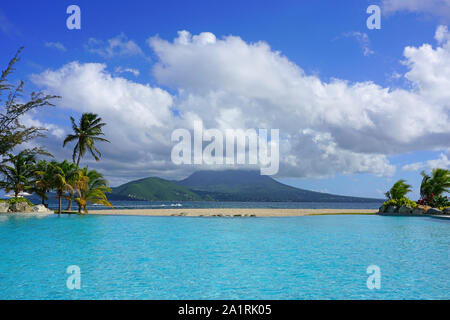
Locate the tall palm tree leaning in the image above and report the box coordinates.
[56,160,78,211]
[74,167,113,214]
[63,113,110,167]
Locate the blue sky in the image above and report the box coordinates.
[1,0,450,199]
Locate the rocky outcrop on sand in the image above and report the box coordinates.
[398,205,412,214]
[30,205,54,215]
[426,208,443,215]
[10,202,32,213]
[0,202,54,216]
[379,204,448,216]
[412,207,427,215]
[0,202,9,213]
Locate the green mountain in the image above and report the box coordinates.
[177,170,381,202]
[111,177,203,201]
[111,170,382,202]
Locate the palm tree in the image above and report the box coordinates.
[385,179,412,200]
[32,160,55,206]
[420,171,432,203]
[0,151,36,198]
[63,113,110,167]
[74,167,113,214]
[61,162,80,211]
[51,160,76,214]
[420,168,450,203]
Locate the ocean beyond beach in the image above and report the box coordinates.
[32,198,384,211]
[0,213,448,299]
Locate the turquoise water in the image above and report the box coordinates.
[0,214,448,299]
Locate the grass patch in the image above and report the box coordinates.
[53,211,80,215]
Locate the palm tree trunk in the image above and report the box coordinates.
[66,191,73,211]
[58,194,62,214]
[66,198,73,211]
[76,152,81,167]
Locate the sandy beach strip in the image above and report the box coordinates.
[88,208,378,217]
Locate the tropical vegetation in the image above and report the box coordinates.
[383,197,418,209]
[419,168,450,207]
[63,113,110,166]
[385,179,412,200]
[383,168,450,210]
[0,151,37,198]
[0,48,59,157]
[0,48,112,214]
[73,167,112,213]
[0,197,33,207]
[32,160,55,206]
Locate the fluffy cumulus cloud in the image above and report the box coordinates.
[31,29,450,182]
[31,62,177,184]
[382,0,450,20]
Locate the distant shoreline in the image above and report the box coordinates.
[87,208,378,217]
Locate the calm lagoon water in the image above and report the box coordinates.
[0,214,448,299]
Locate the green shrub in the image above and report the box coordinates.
[2,197,34,206]
[428,195,450,208]
[383,197,418,208]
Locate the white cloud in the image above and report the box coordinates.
[149,30,449,149]
[31,29,450,182]
[435,25,450,44]
[402,152,450,171]
[114,66,140,77]
[86,33,143,58]
[382,0,450,20]
[11,113,67,160]
[31,62,177,181]
[45,42,67,52]
[20,114,66,140]
[342,32,374,56]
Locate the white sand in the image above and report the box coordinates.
[88,208,378,217]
